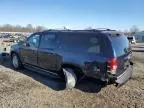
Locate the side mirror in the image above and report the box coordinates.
[25,42,30,47]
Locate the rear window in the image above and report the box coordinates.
[110,35,130,57]
[57,33,103,54]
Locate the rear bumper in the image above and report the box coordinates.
[115,65,133,86]
[83,62,133,85]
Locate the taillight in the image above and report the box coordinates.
[107,58,118,74]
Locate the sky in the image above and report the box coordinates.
[0,0,144,31]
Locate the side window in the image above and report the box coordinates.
[57,33,101,54]
[27,34,40,48]
[39,33,57,49]
[88,37,100,53]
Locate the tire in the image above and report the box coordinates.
[11,53,22,70]
[63,68,77,89]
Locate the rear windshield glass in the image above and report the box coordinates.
[57,33,104,54]
[110,35,130,57]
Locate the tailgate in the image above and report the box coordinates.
[115,64,133,85]
[116,52,132,77]
[109,34,132,77]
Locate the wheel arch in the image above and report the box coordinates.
[10,50,23,69]
[61,63,85,80]
[10,51,22,62]
[10,51,18,57]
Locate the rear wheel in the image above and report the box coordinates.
[63,68,77,89]
[11,53,23,70]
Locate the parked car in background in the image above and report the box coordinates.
[127,36,136,44]
[10,29,133,88]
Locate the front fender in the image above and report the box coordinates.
[10,44,23,57]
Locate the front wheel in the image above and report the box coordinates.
[11,53,22,70]
[63,68,77,89]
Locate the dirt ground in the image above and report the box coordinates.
[0,51,144,108]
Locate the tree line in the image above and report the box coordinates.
[0,24,140,35]
[123,25,139,36]
[0,24,46,32]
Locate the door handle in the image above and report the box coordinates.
[48,52,55,55]
[47,48,54,51]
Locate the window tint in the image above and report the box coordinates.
[40,33,57,49]
[88,37,100,53]
[57,33,101,54]
[27,34,40,48]
[111,35,130,57]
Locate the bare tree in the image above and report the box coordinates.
[15,25,22,32]
[130,25,139,35]
[26,24,33,32]
[0,24,47,32]
[3,24,12,32]
[35,26,46,32]
[124,29,129,36]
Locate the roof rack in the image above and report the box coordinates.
[43,29,100,32]
[42,28,116,33]
[96,28,116,31]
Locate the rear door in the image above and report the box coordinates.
[110,34,132,76]
[38,32,62,71]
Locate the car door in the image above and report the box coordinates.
[21,33,40,66]
[38,32,62,71]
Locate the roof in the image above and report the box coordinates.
[42,29,117,34]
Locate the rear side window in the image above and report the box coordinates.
[57,33,102,54]
[39,33,57,49]
[110,35,130,57]
[88,37,100,53]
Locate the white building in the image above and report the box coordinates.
[135,31,144,41]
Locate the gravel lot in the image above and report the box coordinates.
[0,44,144,108]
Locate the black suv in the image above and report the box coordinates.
[10,29,133,88]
